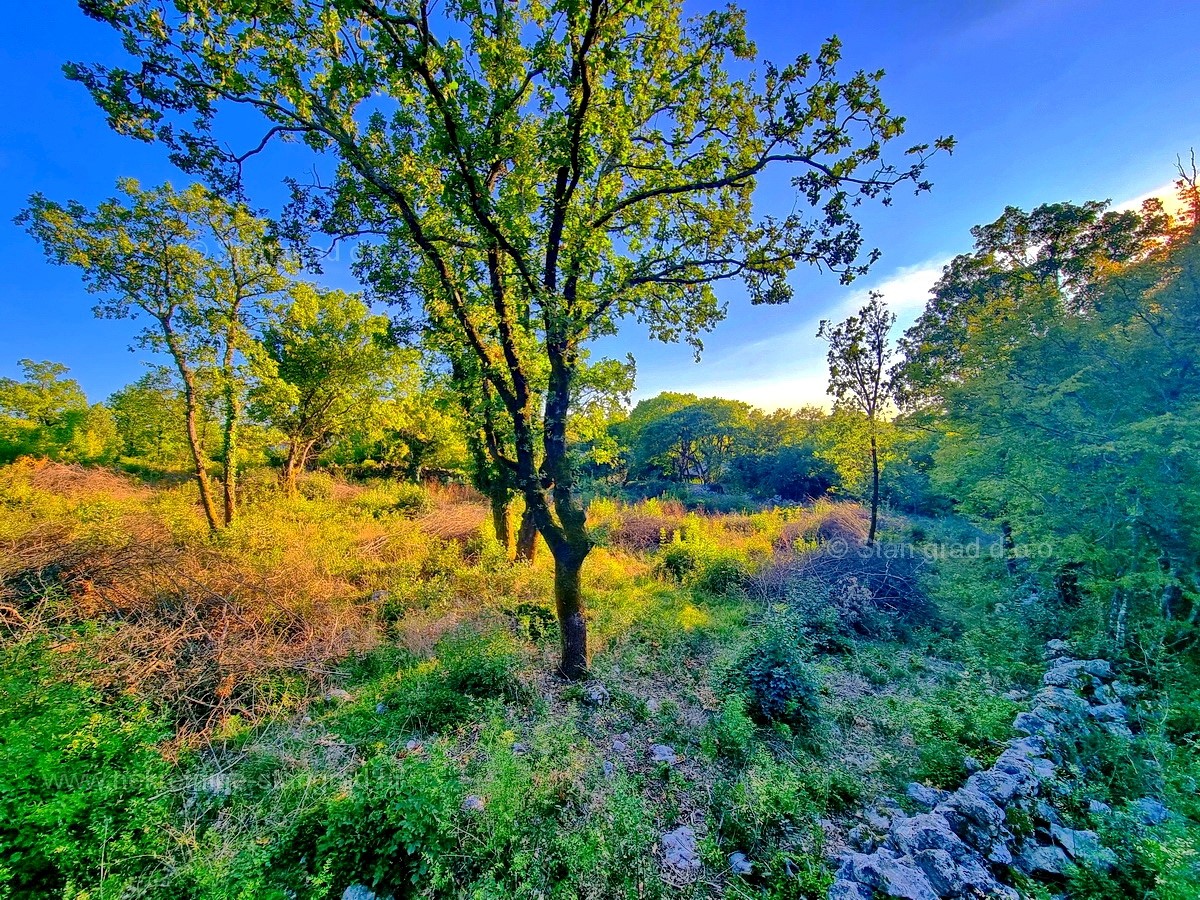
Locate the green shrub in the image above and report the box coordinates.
[910,679,1018,788]
[705,695,756,763]
[354,480,433,518]
[272,752,460,898]
[0,643,175,898]
[655,527,749,596]
[730,623,822,732]
[298,470,336,501]
[437,628,525,702]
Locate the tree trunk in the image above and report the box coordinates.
[868,430,880,545]
[1001,521,1018,576]
[489,491,513,553]
[183,384,219,532]
[282,441,301,496]
[551,537,589,680]
[516,506,538,562]
[220,330,239,526]
[162,319,219,532]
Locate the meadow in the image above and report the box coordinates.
[3,460,1194,900]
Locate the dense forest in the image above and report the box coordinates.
[1,2,1198,899]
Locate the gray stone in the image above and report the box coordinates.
[865,808,893,831]
[661,825,701,875]
[1002,689,1029,701]
[375,702,388,715]
[1131,797,1171,826]
[1016,843,1072,877]
[405,739,423,752]
[511,742,529,755]
[963,756,983,775]
[1089,703,1127,724]
[462,794,485,812]
[611,737,628,752]
[1088,799,1112,816]
[1045,639,1073,658]
[583,682,611,706]
[1101,721,1134,740]
[650,743,678,764]
[828,883,874,900]
[967,769,1023,803]
[905,783,950,810]
[342,886,394,900]
[324,688,353,703]
[838,850,939,900]
[728,851,752,875]
[1014,711,1056,737]
[1051,825,1115,870]
[848,824,876,852]
[1035,800,1064,826]
[602,760,616,779]
[910,848,959,895]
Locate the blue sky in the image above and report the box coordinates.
[1,0,1195,408]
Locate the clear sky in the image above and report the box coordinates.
[1,1,1196,408]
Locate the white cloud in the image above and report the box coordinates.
[627,180,1184,412]
[634,260,948,411]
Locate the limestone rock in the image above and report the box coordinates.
[661,825,701,875]
[905,783,950,810]
[650,743,678,764]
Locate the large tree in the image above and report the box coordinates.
[0,360,119,464]
[250,284,411,493]
[19,180,289,530]
[71,0,951,676]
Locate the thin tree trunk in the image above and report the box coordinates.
[516,506,538,562]
[220,328,239,526]
[1001,521,1018,576]
[183,384,219,532]
[490,491,513,553]
[162,319,219,531]
[868,429,880,545]
[282,440,301,496]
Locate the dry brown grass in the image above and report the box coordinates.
[15,458,150,501]
[417,501,490,543]
[775,500,871,552]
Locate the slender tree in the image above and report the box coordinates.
[818,293,896,544]
[19,180,288,529]
[71,0,951,676]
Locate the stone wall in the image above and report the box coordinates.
[828,640,1136,900]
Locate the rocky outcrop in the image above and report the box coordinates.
[829,641,1128,899]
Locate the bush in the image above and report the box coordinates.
[437,627,525,702]
[704,695,756,763]
[750,545,936,638]
[354,480,433,518]
[297,470,336,501]
[730,620,822,732]
[272,752,460,898]
[655,527,750,597]
[909,680,1019,788]
[0,644,175,897]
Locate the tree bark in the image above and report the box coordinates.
[868,429,880,545]
[220,326,239,526]
[1001,522,1018,576]
[490,490,513,553]
[282,440,301,496]
[552,540,588,680]
[162,319,219,532]
[516,506,538,562]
